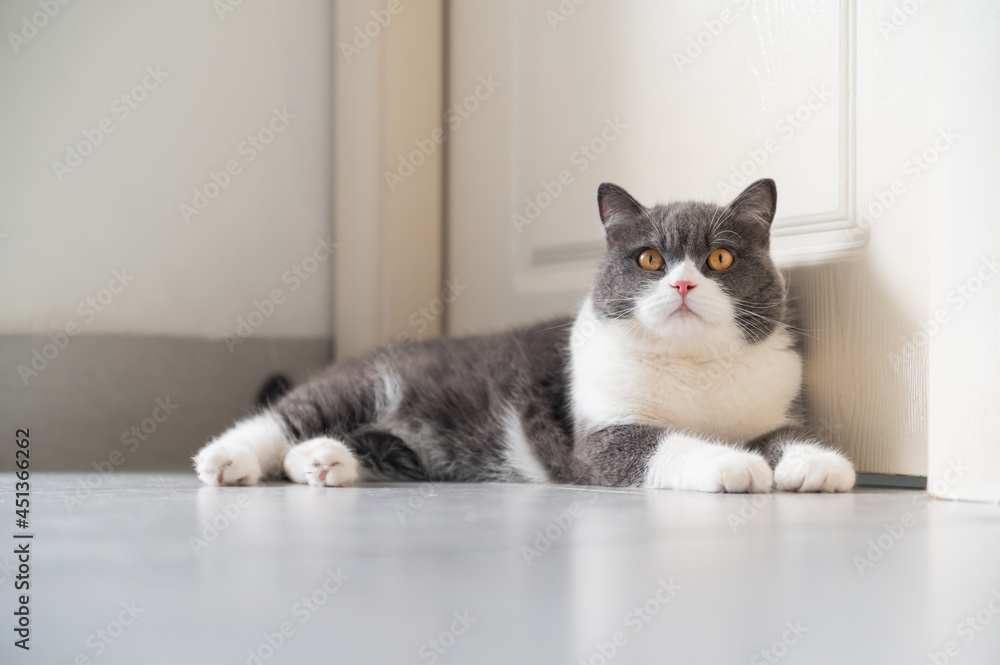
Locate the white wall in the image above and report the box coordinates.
[928,1,1000,503]
[0,0,331,340]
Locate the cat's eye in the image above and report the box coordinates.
[637,249,664,271]
[707,248,734,271]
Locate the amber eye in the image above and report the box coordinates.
[707,248,734,271]
[637,249,664,271]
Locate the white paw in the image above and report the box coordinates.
[774,442,856,492]
[284,438,359,487]
[684,450,774,493]
[193,413,290,486]
[194,444,262,486]
[645,434,773,493]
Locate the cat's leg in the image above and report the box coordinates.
[195,361,379,487]
[269,365,399,487]
[193,412,290,486]
[749,426,856,493]
[577,425,773,493]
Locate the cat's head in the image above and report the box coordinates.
[591,179,788,353]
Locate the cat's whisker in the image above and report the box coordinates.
[709,227,743,247]
[534,320,578,332]
[617,187,666,240]
[731,305,818,340]
[735,292,790,308]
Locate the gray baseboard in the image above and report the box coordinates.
[1,334,331,472]
[855,473,927,489]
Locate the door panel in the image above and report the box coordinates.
[449,0,858,336]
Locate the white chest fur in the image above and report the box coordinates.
[569,299,802,443]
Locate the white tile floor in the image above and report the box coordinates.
[3,474,1000,664]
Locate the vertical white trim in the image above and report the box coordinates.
[333,0,444,360]
[927,2,1000,503]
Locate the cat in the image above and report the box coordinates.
[194,178,855,493]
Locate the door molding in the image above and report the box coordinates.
[332,0,444,360]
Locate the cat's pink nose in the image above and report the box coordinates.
[672,280,696,297]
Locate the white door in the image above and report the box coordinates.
[446,0,955,477]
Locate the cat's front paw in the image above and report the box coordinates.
[194,444,262,486]
[774,442,855,492]
[193,413,290,486]
[645,434,773,493]
[284,438,359,487]
[685,450,773,493]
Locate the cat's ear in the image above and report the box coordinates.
[597,183,646,228]
[726,179,778,229]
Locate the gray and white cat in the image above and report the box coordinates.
[194,179,855,493]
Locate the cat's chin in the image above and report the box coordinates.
[653,314,710,335]
[632,311,745,358]
[668,304,701,320]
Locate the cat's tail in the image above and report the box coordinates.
[255,373,293,408]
